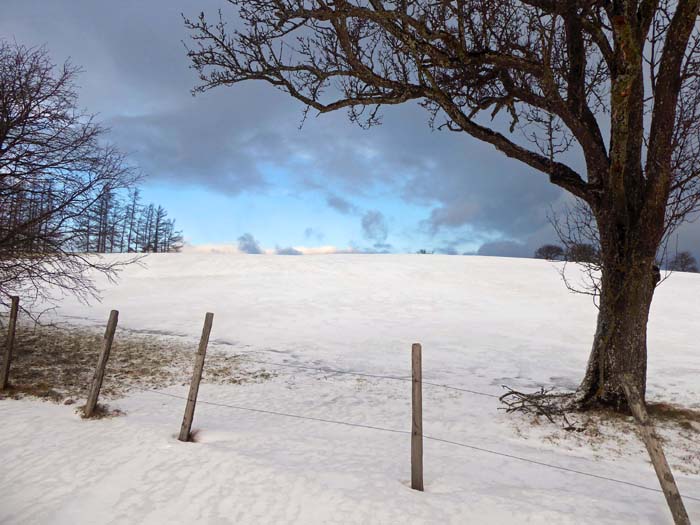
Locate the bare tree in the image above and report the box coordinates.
[152,205,167,253]
[124,188,141,252]
[185,0,700,409]
[566,243,599,264]
[160,218,184,253]
[0,41,139,310]
[668,251,699,272]
[534,244,564,260]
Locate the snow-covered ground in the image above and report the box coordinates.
[1,253,699,524]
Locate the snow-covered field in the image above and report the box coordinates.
[1,253,699,524]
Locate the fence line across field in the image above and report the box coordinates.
[143,388,700,503]
[239,357,502,399]
[3,301,698,522]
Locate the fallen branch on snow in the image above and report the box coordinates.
[499,386,583,432]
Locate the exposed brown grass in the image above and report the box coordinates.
[510,400,700,475]
[0,323,273,404]
[647,401,700,426]
[78,403,125,419]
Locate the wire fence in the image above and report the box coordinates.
[239,357,502,398]
[5,302,699,512]
[145,358,700,504]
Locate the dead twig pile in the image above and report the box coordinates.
[499,386,583,432]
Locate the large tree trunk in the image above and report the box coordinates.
[576,253,660,409]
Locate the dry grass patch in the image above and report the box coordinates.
[647,402,700,428]
[508,402,700,475]
[0,323,273,404]
[78,403,125,419]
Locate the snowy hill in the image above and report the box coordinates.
[1,253,699,524]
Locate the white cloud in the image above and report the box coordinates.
[293,245,358,255]
[181,242,358,255]
[181,242,241,254]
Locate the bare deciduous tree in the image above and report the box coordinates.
[185,0,700,409]
[566,243,599,264]
[534,244,564,260]
[0,41,139,310]
[668,250,699,272]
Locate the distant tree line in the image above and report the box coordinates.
[71,189,183,254]
[534,243,698,273]
[666,251,699,273]
[1,144,182,256]
[2,184,183,256]
[533,243,599,264]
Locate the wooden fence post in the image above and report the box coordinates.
[83,310,119,418]
[179,312,214,442]
[0,296,20,390]
[411,342,424,491]
[621,374,690,525]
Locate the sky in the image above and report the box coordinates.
[2,0,699,258]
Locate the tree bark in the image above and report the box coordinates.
[576,250,659,409]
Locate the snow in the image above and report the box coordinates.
[1,253,699,524]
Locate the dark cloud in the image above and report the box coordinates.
[326,194,358,215]
[424,202,481,233]
[431,235,477,256]
[372,242,393,252]
[0,0,286,196]
[436,246,459,255]
[477,241,531,258]
[6,0,698,254]
[276,246,303,255]
[108,95,270,194]
[347,241,392,254]
[303,227,324,242]
[238,233,262,254]
[672,219,700,263]
[362,210,388,243]
[1,0,565,242]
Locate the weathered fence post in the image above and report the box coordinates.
[621,374,690,525]
[0,296,20,390]
[411,342,424,491]
[83,310,119,418]
[179,312,214,442]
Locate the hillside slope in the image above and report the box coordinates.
[1,254,698,524]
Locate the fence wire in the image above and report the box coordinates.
[240,357,502,398]
[145,389,700,503]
